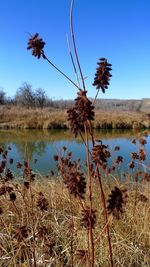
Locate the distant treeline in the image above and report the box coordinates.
[0,82,150,113]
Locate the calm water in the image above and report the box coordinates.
[0,129,150,175]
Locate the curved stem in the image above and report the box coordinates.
[70,0,86,91]
[43,53,80,90]
[66,34,81,88]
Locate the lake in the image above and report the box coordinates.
[0,129,150,176]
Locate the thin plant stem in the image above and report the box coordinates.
[66,34,81,88]
[43,53,80,90]
[70,0,86,91]
[69,194,74,267]
[96,165,114,267]
[92,88,100,105]
[84,124,95,267]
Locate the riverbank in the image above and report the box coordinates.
[0,105,150,129]
[0,177,149,266]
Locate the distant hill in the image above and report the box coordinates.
[52,98,150,113]
[94,99,150,113]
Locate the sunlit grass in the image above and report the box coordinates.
[0,105,149,130]
[0,177,149,266]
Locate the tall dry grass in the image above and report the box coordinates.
[0,105,149,129]
[0,176,149,266]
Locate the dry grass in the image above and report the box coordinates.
[0,105,149,129]
[0,177,149,266]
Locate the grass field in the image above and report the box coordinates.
[0,105,150,129]
[0,176,149,266]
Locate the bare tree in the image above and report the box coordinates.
[0,88,6,105]
[15,82,35,108]
[35,88,47,108]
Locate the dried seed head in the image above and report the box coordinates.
[16,162,23,169]
[67,107,84,137]
[64,171,86,199]
[0,160,6,173]
[138,194,149,203]
[107,186,127,219]
[93,58,112,93]
[0,206,3,215]
[114,146,120,151]
[15,226,28,242]
[116,156,123,164]
[67,90,95,137]
[53,155,59,161]
[142,172,150,182]
[5,169,14,180]
[37,192,49,211]
[81,207,96,229]
[139,148,146,161]
[44,238,55,256]
[0,185,13,196]
[129,161,135,169]
[92,144,110,165]
[131,152,139,160]
[139,138,147,146]
[27,33,46,59]
[24,181,30,189]
[9,192,16,202]
[75,89,95,122]
[0,147,3,154]
[37,226,48,239]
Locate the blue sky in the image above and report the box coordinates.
[0,0,150,100]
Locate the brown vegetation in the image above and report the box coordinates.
[0,105,150,130]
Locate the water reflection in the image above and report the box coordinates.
[0,129,149,175]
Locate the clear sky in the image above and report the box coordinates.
[0,0,150,100]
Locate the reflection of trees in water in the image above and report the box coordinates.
[14,141,47,161]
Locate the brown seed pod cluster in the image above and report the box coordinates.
[9,192,16,202]
[114,146,120,151]
[0,160,6,174]
[107,186,127,219]
[129,161,135,169]
[15,226,29,242]
[92,143,111,166]
[5,168,14,181]
[93,58,112,93]
[37,192,49,211]
[116,156,123,164]
[139,137,147,146]
[131,152,139,160]
[0,185,13,196]
[27,33,46,59]
[56,151,86,199]
[67,90,95,137]
[80,206,96,229]
[65,171,86,199]
[16,162,23,169]
[142,172,150,182]
[139,148,146,161]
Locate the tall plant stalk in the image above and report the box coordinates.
[27,1,114,266]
